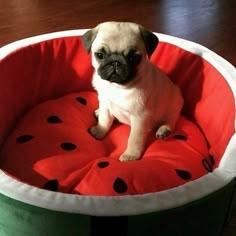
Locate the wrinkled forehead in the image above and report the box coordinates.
[92,24,145,53]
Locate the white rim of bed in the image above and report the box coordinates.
[0,30,235,216]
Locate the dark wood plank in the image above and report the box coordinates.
[0,0,235,67]
[0,0,235,235]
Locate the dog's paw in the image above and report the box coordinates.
[119,152,140,162]
[155,125,171,139]
[88,125,106,140]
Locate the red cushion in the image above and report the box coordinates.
[0,91,210,196]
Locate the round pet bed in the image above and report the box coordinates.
[0,30,235,236]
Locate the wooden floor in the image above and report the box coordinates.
[0,0,235,235]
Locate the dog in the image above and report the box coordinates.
[82,21,183,162]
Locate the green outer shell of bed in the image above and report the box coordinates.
[0,30,235,236]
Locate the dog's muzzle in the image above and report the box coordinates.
[98,54,135,84]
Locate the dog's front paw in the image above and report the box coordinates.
[88,125,107,140]
[119,152,141,162]
[155,125,171,139]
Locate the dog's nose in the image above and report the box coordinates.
[112,61,120,70]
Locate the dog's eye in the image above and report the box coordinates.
[127,52,141,64]
[95,52,105,60]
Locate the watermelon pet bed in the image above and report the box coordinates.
[0,30,235,236]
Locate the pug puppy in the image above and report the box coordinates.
[82,21,183,162]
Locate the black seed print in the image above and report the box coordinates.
[47,115,63,123]
[173,134,187,141]
[97,161,110,168]
[43,179,58,191]
[209,155,215,166]
[76,97,87,105]
[176,169,192,180]
[113,177,128,194]
[16,135,34,143]
[61,142,77,151]
[202,158,213,172]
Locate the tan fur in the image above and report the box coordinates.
[85,22,183,161]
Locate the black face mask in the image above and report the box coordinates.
[96,51,142,84]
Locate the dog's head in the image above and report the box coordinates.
[82,21,159,85]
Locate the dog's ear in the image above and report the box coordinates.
[82,28,98,53]
[139,26,159,58]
